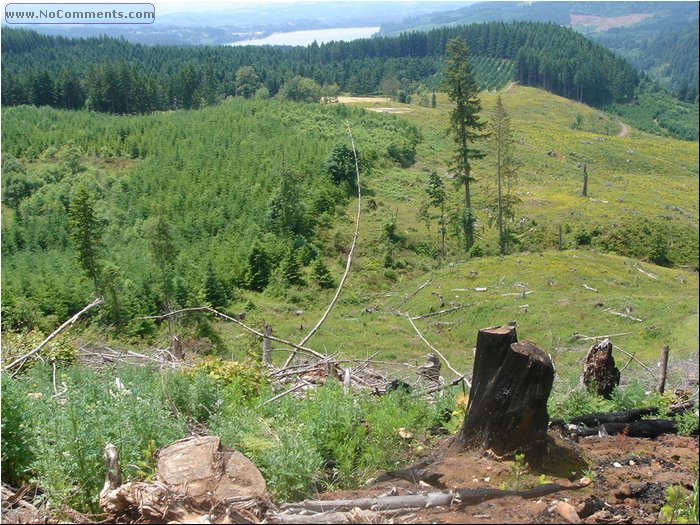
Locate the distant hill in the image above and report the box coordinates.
[0,2,472,45]
[381,1,699,102]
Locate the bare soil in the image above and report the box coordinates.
[569,14,655,33]
[321,431,699,524]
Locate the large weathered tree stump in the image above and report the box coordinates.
[458,326,554,465]
[581,339,619,399]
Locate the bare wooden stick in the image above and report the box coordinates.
[403,279,432,303]
[284,120,362,368]
[575,332,632,341]
[411,304,471,321]
[612,344,656,380]
[259,380,311,407]
[583,284,598,293]
[636,267,660,280]
[604,309,643,322]
[657,346,670,394]
[405,314,470,388]
[5,296,103,371]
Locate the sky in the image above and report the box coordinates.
[5,0,477,15]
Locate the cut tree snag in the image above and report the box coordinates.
[458,326,554,465]
[581,339,620,399]
[262,322,272,365]
[657,346,670,394]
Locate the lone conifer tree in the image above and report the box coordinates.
[491,95,519,255]
[442,37,486,252]
[68,186,102,294]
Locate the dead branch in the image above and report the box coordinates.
[259,381,312,407]
[279,483,584,514]
[411,304,471,321]
[286,120,362,368]
[636,267,660,280]
[266,509,381,524]
[403,279,432,303]
[405,314,470,388]
[611,344,656,380]
[574,332,631,341]
[603,308,643,322]
[5,296,103,372]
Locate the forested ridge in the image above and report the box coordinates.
[2,21,637,111]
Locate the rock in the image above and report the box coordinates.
[556,501,582,524]
[575,495,605,519]
[157,435,266,505]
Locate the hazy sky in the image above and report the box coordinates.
[12,0,476,15]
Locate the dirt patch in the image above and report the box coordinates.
[570,13,655,32]
[320,432,698,524]
[369,107,413,114]
[337,96,391,104]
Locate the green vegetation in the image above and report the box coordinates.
[0,363,456,509]
[659,470,699,524]
[442,36,487,251]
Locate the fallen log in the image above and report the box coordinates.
[550,400,696,428]
[563,419,681,439]
[266,509,381,524]
[279,483,585,514]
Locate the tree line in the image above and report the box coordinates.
[2,21,639,113]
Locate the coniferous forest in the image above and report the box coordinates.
[2,21,638,111]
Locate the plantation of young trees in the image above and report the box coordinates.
[0,100,419,333]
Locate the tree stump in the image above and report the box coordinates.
[458,326,554,465]
[581,339,620,399]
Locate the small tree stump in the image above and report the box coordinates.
[581,339,620,399]
[458,326,554,464]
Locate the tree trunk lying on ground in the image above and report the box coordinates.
[550,400,697,438]
[277,483,585,515]
[560,419,681,439]
[458,326,554,465]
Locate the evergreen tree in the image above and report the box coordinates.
[204,261,228,307]
[67,186,102,294]
[280,249,304,286]
[425,171,447,259]
[490,95,519,255]
[145,214,176,313]
[310,257,334,289]
[245,244,271,292]
[442,37,487,252]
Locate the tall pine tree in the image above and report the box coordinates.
[442,37,487,252]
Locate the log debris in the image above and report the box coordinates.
[278,483,585,514]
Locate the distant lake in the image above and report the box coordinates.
[231,26,380,47]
